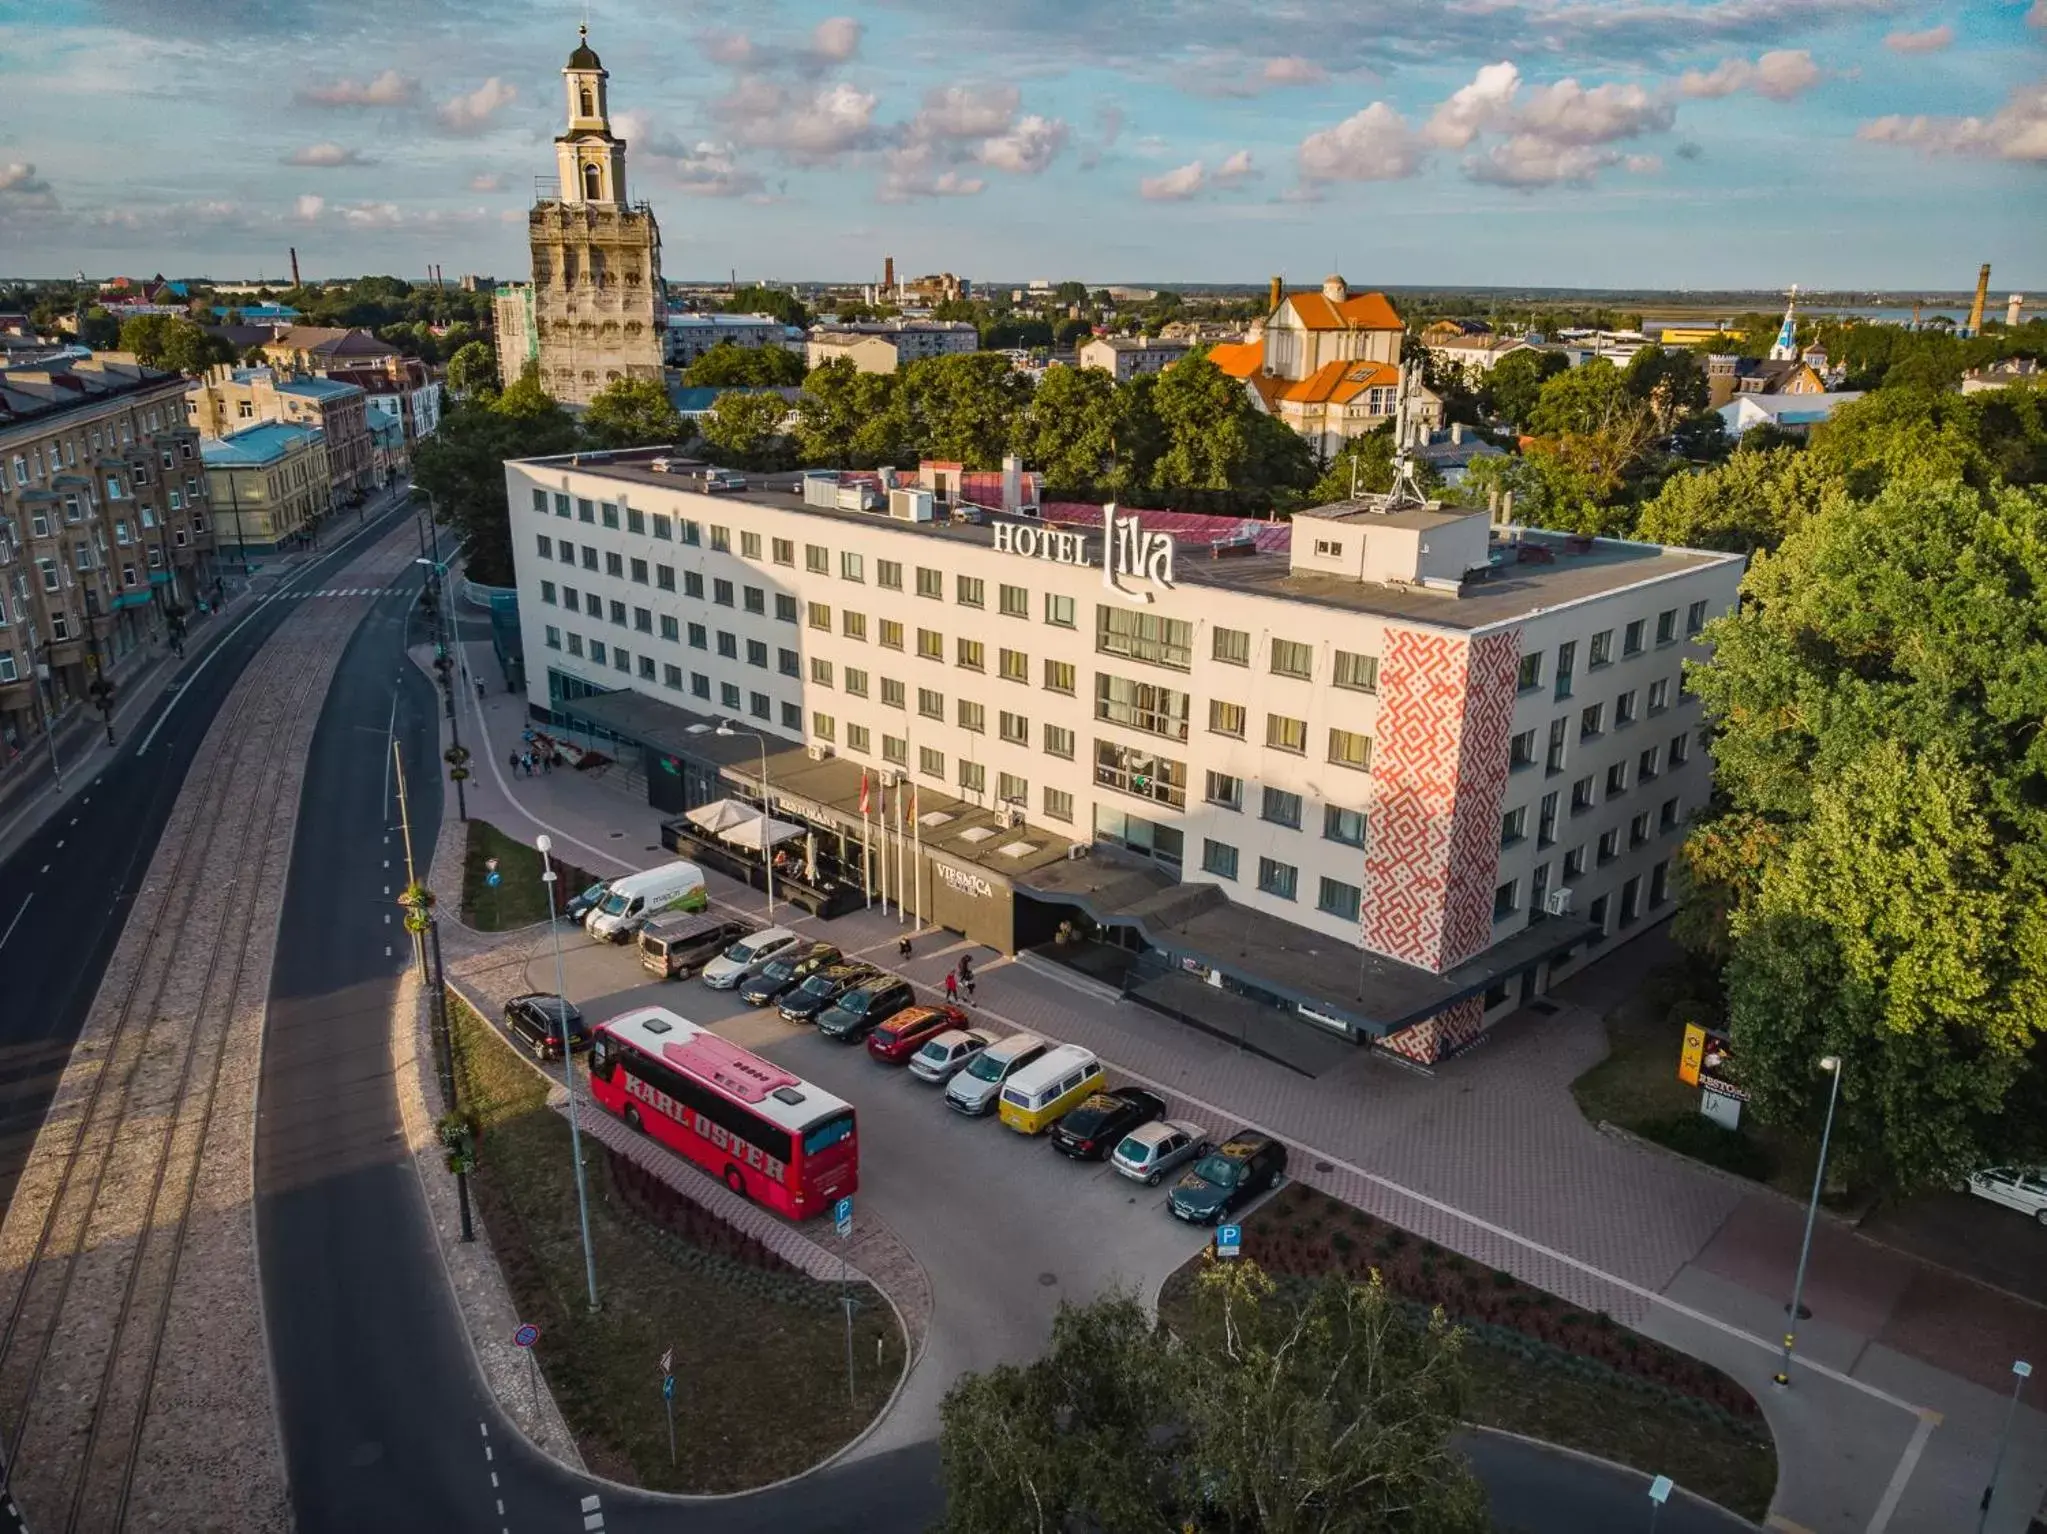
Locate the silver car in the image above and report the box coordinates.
[1111,1119,1211,1186]
[907,1028,998,1084]
[945,1032,1047,1115]
[699,926,800,989]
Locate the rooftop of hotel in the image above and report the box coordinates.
[511,451,1741,632]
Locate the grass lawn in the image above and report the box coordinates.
[447,993,906,1492]
[461,820,602,932]
[1160,1183,1778,1524]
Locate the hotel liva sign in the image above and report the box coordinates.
[993,503,1177,605]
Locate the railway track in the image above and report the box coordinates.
[0,527,425,1531]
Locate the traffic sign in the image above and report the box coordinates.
[514,1322,540,1349]
[662,1374,675,1401]
[834,1195,854,1239]
[1215,1224,1242,1259]
[485,870,502,888]
[659,1345,673,1375]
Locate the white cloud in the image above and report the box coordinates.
[297,69,417,108]
[1625,153,1664,173]
[1859,78,2047,163]
[1884,24,1954,53]
[702,31,758,67]
[1140,160,1207,199]
[1262,56,1327,86]
[811,17,862,63]
[294,194,326,220]
[715,77,881,162]
[614,109,769,197]
[978,115,1068,174]
[1405,59,1680,187]
[340,202,405,228]
[437,78,517,135]
[1215,148,1257,181]
[1517,77,1675,141]
[882,84,1069,193]
[1467,138,1628,186]
[1424,60,1522,148]
[282,142,370,168]
[0,162,58,208]
[1297,102,1428,181]
[910,85,1022,142]
[469,172,505,192]
[1679,49,1822,102]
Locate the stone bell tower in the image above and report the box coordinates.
[525,25,665,407]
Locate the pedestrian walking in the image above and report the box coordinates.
[542,752,554,774]
[959,954,976,1003]
[943,970,959,1004]
[508,750,519,776]
[897,935,913,962]
[475,677,486,701]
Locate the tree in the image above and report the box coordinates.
[1527,357,1635,438]
[116,313,173,366]
[1623,346,1709,432]
[938,1262,1486,1534]
[1682,479,2047,1190]
[1808,387,2047,499]
[78,307,120,350]
[1480,348,1567,430]
[445,340,498,399]
[1634,445,1840,554]
[1010,364,1120,494]
[581,376,688,449]
[899,352,1032,468]
[699,390,793,470]
[119,314,230,375]
[1306,422,1441,505]
[794,360,905,467]
[412,367,578,585]
[723,285,809,329]
[682,342,807,389]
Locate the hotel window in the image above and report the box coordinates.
[638,655,656,681]
[751,692,772,720]
[1538,790,1559,847]
[765,590,787,619]
[733,528,752,556]
[1269,638,1313,679]
[1669,731,1691,766]
[1546,717,1569,775]
[1000,711,1029,744]
[713,577,734,607]
[1554,641,1577,701]
[1647,678,1670,715]
[1209,699,1246,738]
[880,619,904,650]
[772,537,795,566]
[1579,704,1604,741]
[918,687,944,720]
[1044,593,1074,628]
[959,699,985,733]
[881,678,905,709]
[684,571,703,598]
[540,581,557,606]
[1094,739,1187,808]
[721,682,741,709]
[746,639,769,668]
[634,606,653,633]
[566,633,584,657]
[601,502,620,529]
[1619,875,1642,927]
[1655,608,1678,645]
[847,723,870,754]
[630,557,648,584]
[1331,650,1378,693]
[532,488,548,514]
[1327,728,1372,770]
[1318,878,1361,922]
[1589,629,1614,667]
[657,565,676,592]
[1638,746,1660,783]
[1203,840,1239,880]
[544,625,562,650]
[844,611,868,641]
[877,559,903,590]
[1660,796,1682,832]
[808,601,832,632]
[660,615,680,641]
[1258,858,1298,901]
[653,513,673,541]
[1212,626,1250,666]
[536,534,553,559]
[841,551,863,581]
[1261,786,1302,829]
[957,638,985,671]
[1096,675,1190,741]
[1630,811,1651,849]
[692,673,711,699]
[959,760,986,794]
[1650,860,1670,907]
[1266,714,1308,754]
[998,771,1027,805]
[917,628,945,661]
[999,583,1028,618]
[1563,845,1587,879]
[812,711,835,740]
[688,622,708,649]
[1623,619,1646,657]
[1324,804,1366,847]
[1516,651,1543,691]
[919,746,945,779]
[1686,600,1708,635]
[1493,880,1518,920]
[811,657,834,687]
[1043,786,1074,822]
[663,663,683,690]
[1571,775,1595,813]
[778,647,800,677]
[1606,761,1629,797]
[1205,771,1242,810]
[1044,658,1076,695]
[806,543,829,574]
[883,734,907,766]
[1044,724,1075,759]
[1510,729,1536,770]
[956,575,984,608]
[780,701,801,730]
[1097,606,1192,671]
[998,648,1029,683]
[916,566,942,598]
[716,630,737,658]
[1501,806,1527,845]
[845,667,869,697]
[1597,829,1620,865]
[577,498,595,523]
[1614,689,1638,728]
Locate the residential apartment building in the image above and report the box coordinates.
[260,325,405,379]
[504,450,1741,1064]
[1422,332,1538,378]
[663,313,803,367]
[1076,335,1195,381]
[185,365,372,505]
[0,356,217,756]
[805,322,979,375]
[201,422,328,555]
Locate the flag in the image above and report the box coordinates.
[859,770,870,817]
[909,782,919,824]
[660,1345,673,1376]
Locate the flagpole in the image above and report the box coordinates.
[893,777,905,926]
[860,772,873,910]
[911,781,923,932]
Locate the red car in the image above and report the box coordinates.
[866,1004,968,1064]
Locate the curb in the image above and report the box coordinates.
[1459,1422,1763,1531]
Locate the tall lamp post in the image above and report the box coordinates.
[1775,1053,1844,1388]
[716,721,774,917]
[413,489,468,823]
[537,834,600,1313]
[1977,1359,2033,1533]
[80,586,116,747]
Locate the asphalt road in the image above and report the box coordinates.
[0,496,417,1212]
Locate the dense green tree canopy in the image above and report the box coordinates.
[681,342,807,388]
[1634,446,1840,553]
[722,286,810,329]
[444,340,498,399]
[699,390,793,470]
[1010,363,1120,495]
[898,352,1031,468]
[580,377,689,450]
[792,360,905,468]
[412,367,578,585]
[119,315,233,375]
[1480,348,1568,430]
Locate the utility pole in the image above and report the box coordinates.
[80,587,116,747]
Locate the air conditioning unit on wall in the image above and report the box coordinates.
[996,805,1021,829]
[1546,887,1574,916]
[806,742,832,762]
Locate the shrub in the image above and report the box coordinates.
[1491,1268,1517,1289]
[1331,1230,1354,1255]
[1635,1110,1776,1181]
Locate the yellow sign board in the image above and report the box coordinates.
[1678,1023,1706,1087]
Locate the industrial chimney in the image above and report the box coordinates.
[884,255,896,294]
[2008,294,2025,329]
[1966,262,1991,337]
[1267,275,1283,314]
[289,246,301,288]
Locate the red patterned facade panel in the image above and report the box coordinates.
[1436,628,1523,969]
[1375,996,1487,1065]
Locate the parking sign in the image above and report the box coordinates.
[834,1195,854,1239]
[1216,1224,1242,1259]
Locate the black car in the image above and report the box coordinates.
[1167,1131,1288,1224]
[563,880,610,922]
[778,964,878,1023]
[738,941,843,1006]
[1048,1088,1168,1161]
[815,976,916,1041]
[502,993,587,1061]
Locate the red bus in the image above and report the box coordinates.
[587,1006,857,1219]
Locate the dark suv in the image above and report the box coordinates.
[1049,1088,1168,1161]
[815,976,916,1042]
[1167,1131,1287,1224]
[778,963,877,1024]
[502,993,587,1061]
[739,941,843,1006]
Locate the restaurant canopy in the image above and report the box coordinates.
[688,797,805,852]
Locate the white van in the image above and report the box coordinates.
[585,861,708,942]
[997,1044,1105,1135]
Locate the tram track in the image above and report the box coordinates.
[0,525,426,1531]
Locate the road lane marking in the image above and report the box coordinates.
[0,894,31,955]
[1865,1409,1942,1534]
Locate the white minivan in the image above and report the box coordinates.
[584,861,708,942]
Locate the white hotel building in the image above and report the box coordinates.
[504,453,1742,1065]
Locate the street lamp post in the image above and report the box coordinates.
[414,489,467,823]
[28,629,63,792]
[1977,1359,2033,1533]
[537,834,601,1313]
[1775,1053,1844,1388]
[715,721,773,917]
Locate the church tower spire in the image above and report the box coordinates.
[556,25,628,206]
[1768,283,1800,362]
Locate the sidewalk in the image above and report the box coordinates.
[438,627,2046,1534]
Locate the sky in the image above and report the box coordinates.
[1,0,2043,290]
